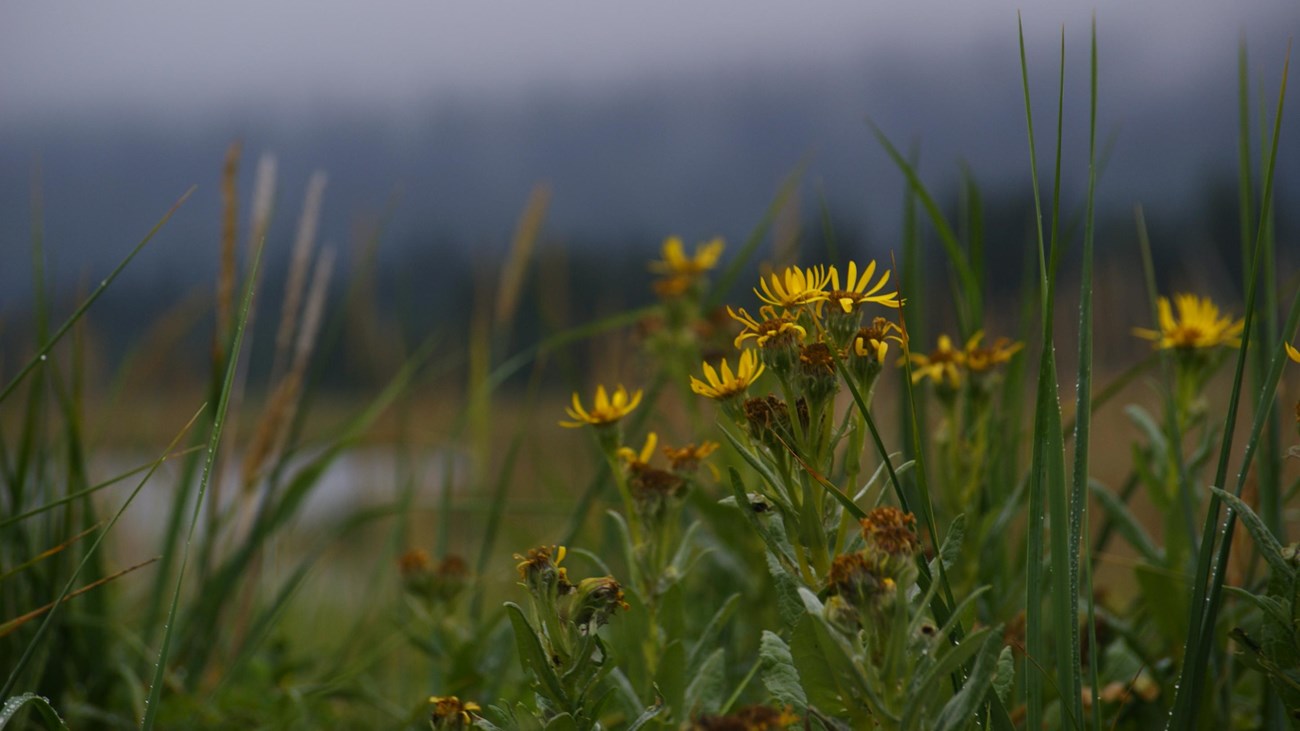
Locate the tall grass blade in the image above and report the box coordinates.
[1072,19,1102,731]
[141,244,262,730]
[0,188,195,405]
[0,407,203,700]
[1168,41,1290,729]
[868,121,979,336]
[1018,17,1081,730]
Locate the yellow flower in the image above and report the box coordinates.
[1286,342,1300,363]
[962,331,1024,373]
[617,431,659,468]
[908,334,965,386]
[853,317,903,363]
[727,305,807,349]
[1133,294,1244,350]
[825,260,901,313]
[755,265,832,308]
[662,441,720,473]
[690,350,765,400]
[560,384,643,428]
[429,695,482,728]
[650,235,725,277]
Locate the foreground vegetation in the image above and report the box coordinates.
[3,22,1299,731]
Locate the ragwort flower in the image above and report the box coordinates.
[1133,294,1244,350]
[1287,341,1300,363]
[825,260,901,313]
[755,265,832,308]
[853,317,903,363]
[429,696,482,729]
[728,305,807,350]
[690,350,765,400]
[962,331,1024,374]
[650,235,725,277]
[559,384,643,428]
[909,334,965,387]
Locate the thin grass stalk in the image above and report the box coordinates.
[1133,208,1201,564]
[141,244,262,730]
[270,170,328,387]
[1168,41,1289,730]
[899,144,926,467]
[0,407,203,700]
[1017,17,1047,728]
[1070,19,1102,731]
[0,188,195,406]
[0,448,201,529]
[215,141,241,353]
[868,121,978,337]
[496,184,550,341]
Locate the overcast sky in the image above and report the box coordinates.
[2,1,1294,121]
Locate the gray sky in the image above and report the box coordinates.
[2,1,1294,120]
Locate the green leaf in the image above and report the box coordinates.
[655,640,688,716]
[767,551,805,628]
[542,713,578,731]
[688,594,741,672]
[1210,487,1295,586]
[760,631,808,712]
[684,648,726,716]
[625,702,666,731]
[0,694,69,730]
[1088,480,1162,564]
[935,631,1003,731]
[935,514,967,573]
[903,626,998,730]
[505,602,569,707]
[992,645,1015,705]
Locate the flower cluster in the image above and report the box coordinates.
[691,260,904,418]
[825,507,923,644]
[398,548,469,605]
[908,331,1023,392]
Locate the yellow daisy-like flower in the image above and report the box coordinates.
[1286,342,1300,363]
[662,441,720,473]
[853,317,903,363]
[727,305,807,349]
[617,431,659,468]
[650,235,725,277]
[755,265,832,308]
[559,385,643,428]
[690,350,765,400]
[429,695,482,728]
[1133,294,1244,350]
[908,334,964,387]
[826,260,901,313]
[962,331,1024,373]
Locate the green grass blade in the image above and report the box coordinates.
[0,692,70,730]
[1018,18,1080,729]
[0,447,200,530]
[0,188,195,406]
[0,408,203,700]
[141,242,262,730]
[868,120,979,336]
[1074,20,1102,731]
[1168,41,1290,729]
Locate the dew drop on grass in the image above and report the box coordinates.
[39,354,47,361]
